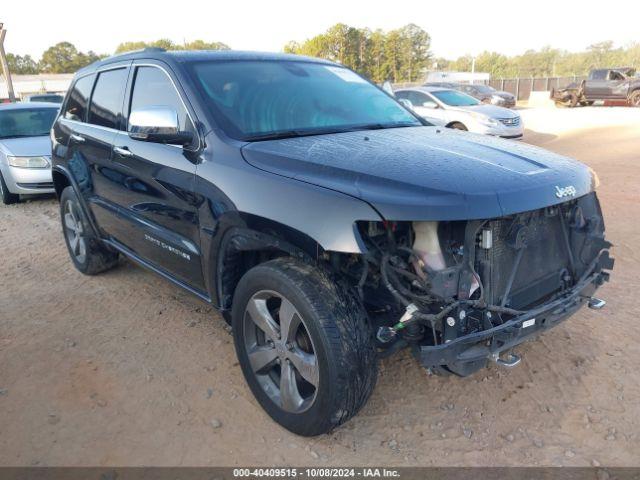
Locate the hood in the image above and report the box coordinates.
[0,136,51,157]
[453,104,519,118]
[473,92,492,101]
[241,126,593,221]
[494,91,515,99]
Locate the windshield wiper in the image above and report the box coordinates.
[247,127,363,142]
[245,122,419,142]
[245,130,312,141]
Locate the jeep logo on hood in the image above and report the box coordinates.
[555,185,577,198]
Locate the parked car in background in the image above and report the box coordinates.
[23,93,65,104]
[426,83,516,108]
[457,84,516,108]
[0,102,58,204]
[396,86,523,139]
[551,67,640,107]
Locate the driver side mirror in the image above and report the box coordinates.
[399,98,413,109]
[129,106,193,146]
[422,101,438,109]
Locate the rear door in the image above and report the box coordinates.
[105,62,205,292]
[56,63,131,228]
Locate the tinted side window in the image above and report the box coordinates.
[591,70,607,80]
[63,75,94,122]
[129,66,192,132]
[88,68,128,129]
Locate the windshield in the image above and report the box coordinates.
[0,108,58,139]
[188,60,421,140]
[472,85,495,94]
[29,95,64,104]
[431,90,481,107]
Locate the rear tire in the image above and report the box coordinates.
[0,172,19,205]
[629,90,640,107]
[231,257,377,436]
[60,186,119,275]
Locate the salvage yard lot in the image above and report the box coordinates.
[0,106,639,466]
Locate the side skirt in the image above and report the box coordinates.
[103,238,213,304]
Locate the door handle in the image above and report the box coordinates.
[114,146,134,158]
[70,133,85,144]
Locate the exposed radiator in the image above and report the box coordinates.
[479,207,571,309]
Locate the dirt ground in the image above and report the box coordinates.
[1,106,639,467]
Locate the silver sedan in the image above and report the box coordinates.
[0,102,59,204]
[395,87,524,140]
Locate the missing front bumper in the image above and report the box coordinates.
[413,266,611,376]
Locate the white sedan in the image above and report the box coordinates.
[395,86,523,139]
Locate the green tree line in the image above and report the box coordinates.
[6,30,640,80]
[7,42,102,74]
[438,41,640,78]
[284,23,432,83]
[6,39,230,75]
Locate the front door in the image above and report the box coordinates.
[584,69,610,99]
[410,92,448,126]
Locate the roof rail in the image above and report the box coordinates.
[143,47,167,52]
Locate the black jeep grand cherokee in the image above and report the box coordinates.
[51,49,613,436]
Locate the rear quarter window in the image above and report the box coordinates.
[63,74,95,122]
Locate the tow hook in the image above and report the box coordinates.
[588,297,606,310]
[491,351,521,368]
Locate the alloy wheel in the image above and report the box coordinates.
[242,290,319,413]
[63,200,87,264]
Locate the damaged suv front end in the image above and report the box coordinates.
[350,193,612,376]
[244,126,614,377]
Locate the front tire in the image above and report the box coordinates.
[449,122,468,131]
[0,171,19,205]
[60,186,119,275]
[568,93,579,108]
[629,90,640,107]
[231,258,377,436]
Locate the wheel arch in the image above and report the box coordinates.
[52,169,71,198]
[51,165,101,238]
[628,87,640,102]
[214,216,325,319]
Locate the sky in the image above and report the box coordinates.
[3,0,639,60]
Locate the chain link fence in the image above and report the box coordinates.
[485,76,588,101]
[393,76,590,102]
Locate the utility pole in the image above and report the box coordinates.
[470,56,476,84]
[0,23,16,102]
